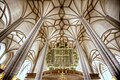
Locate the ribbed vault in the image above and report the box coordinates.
[0,0,120,80]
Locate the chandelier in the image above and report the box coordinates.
[59,71,67,80]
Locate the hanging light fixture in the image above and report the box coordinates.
[59,71,67,80]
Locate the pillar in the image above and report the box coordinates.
[80,16,120,79]
[30,45,43,73]
[76,40,91,80]
[82,49,94,73]
[0,17,24,42]
[35,41,48,80]
[31,53,40,73]
[3,17,44,80]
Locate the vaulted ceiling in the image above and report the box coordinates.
[0,0,120,75]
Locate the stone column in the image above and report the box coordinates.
[0,17,24,42]
[31,52,40,73]
[87,59,94,73]
[35,41,48,80]
[80,16,120,79]
[76,40,91,80]
[105,15,120,30]
[82,49,94,73]
[3,17,44,80]
[30,44,44,73]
